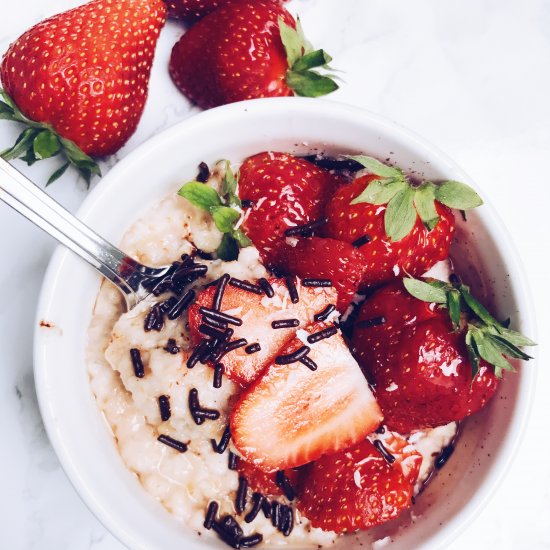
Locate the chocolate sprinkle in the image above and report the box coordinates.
[224,338,248,353]
[213,274,231,311]
[163,338,181,355]
[270,501,281,528]
[212,425,232,454]
[158,395,171,421]
[285,276,299,303]
[130,348,145,378]
[375,425,386,434]
[144,303,163,332]
[241,199,255,209]
[228,451,239,470]
[157,435,187,453]
[435,443,455,469]
[302,278,332,288]
[307,326,338,344]
[275,471,295,501]
[373,439,396,464]
[229,278,263,295]
[196,161,210,183]
[314,304,336,322]
[352,234,372,248]
[187,340,209,369]
[284,217,328,237]
[200,306,243,326]
[199,323,229,341]
[281,506,294,536]
[213,364,224,388]
[261,498,271,518]
[240,533,263,548]
[244,493,265,523]
[258,278,274,297]
[301,155,364,173]
[245,343,261,354]
[189,388,220,424]
[212,515,243,548]
[275,345,310,365]
[167,289,196,321]
[236,476,248,515]
[203,316,229,331]
[300,356,318,371]
[271,319,299,329]
[357,316,386,329]
[204,501,218,529]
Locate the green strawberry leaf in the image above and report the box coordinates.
[217,233,239,262]
[486,332,533,361]
[293,49,332,72]
[1,127,39,161]
[385,186,417,242]
[177,181,223,211]
[279,18,304,67]
[403,277,448,303]
[221,161,241,207]
[233,229,252,248]
[447,288,462,330]
[350,176,406,206]
[459,284,500,326]
[414,182,440,230]
[46,162,70,186]
[470,328,516,378]
[465,329,480,379]
[493,325,537,347]
[349,155,403,178]
[286,70,339,97]
[434,180,483,210]
[210,206,241,233]
[33,130,61,160]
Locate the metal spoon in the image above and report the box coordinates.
[0,158,172,310]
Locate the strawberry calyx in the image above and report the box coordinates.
[348,155,483,242]
[279,18,339,98]
[0,90,101,186]
[177,161,252,261]
[403,275,536,378]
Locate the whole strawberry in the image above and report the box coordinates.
[0,0,166,182]
[352,277,535,432]
[169,0,338,109]
[325,156,482,287]
[165,0,286,22]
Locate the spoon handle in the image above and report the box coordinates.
[0,159,162,308]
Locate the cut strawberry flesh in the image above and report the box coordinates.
[188,278,337,386]
[231,322,383,472]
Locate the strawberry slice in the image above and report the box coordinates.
[297,439,415,533]
[285,237,368,312]
[188,277,337,386]
[238,152,339,268]
[231,322,383,472]
[237,459,299,498]
[373,432,423,486]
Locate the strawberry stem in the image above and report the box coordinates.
[0,90,101,186]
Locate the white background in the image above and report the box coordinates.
[0,0,549,548]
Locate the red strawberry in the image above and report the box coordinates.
[285,237,368,313]
[376,431,423,486]
[188,277,337,386]
[297,439,415,533]
[237,459,299,498]
[352,281,500,433]
[325,174,456,287]
[165,0,286,22]
[238,152,339,268]
[0,0,166,181]
[231,321,383,472]
[169,0,338,109]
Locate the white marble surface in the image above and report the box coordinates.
[0,0,549,548]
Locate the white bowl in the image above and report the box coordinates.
[34,98,536,550]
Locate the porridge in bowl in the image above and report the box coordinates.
[87,152,533,548]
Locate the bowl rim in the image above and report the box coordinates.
[33,97,538,550]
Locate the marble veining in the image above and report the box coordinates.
[0,0,549,548]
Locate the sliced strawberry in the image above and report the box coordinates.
[325,175,456,287]
[238,152,339,268]
[231,322,383,472]
[237,459,299,498]
[297,439,414,533]
[285,237,368,313]
[188,277,337,386]
[373,432,423,486]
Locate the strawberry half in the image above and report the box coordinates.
[297,439,415,533]
[231,322,383,472]
[188,277,337,386]
[285,237,368,313]
[238,152,339,268]
[0,0,166,182]
[169,0,338,109]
